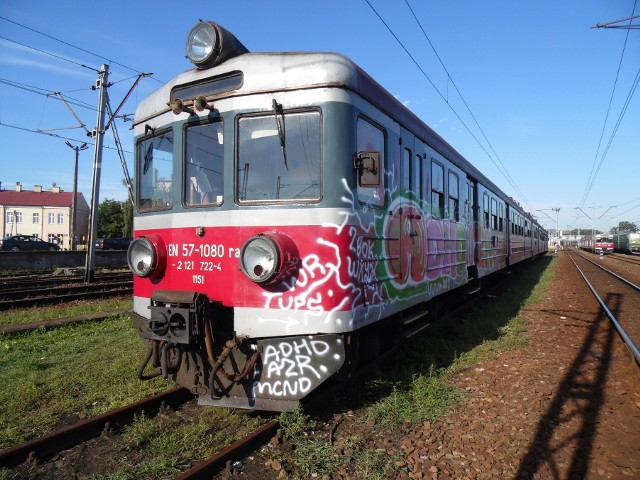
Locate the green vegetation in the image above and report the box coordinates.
[0,297,130,327]
[86,409,263,480]
[0,313,171,449]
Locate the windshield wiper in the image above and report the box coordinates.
[272,99,288,171]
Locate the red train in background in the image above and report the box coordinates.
[579,233,614,254]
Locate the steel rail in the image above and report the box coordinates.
[0,388,193,468]
[572,250,640,292]
[567,253,640,365]
[173,420,279,480]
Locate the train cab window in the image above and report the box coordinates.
[448,171,459,221]
[237,110,321,203]
[184,121,224,206]
[431,161,444,218]
[355,117,385,206]
[491,198,498,230]
[137,129,174,212]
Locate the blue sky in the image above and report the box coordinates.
[0,0,638,233]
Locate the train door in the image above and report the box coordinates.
[464,178,478,271]
[394,130,426,285]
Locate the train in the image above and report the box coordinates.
[127,21,548,411]
[613,232,640,255]
[579,233,614,255]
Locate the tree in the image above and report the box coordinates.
[97,198,128,238]
[609,221,638,234]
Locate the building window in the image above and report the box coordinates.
[33,213,40,224]
[16,212,22,224]
[58,213,64,224]
[48,234,57,243]
[48,213,55,224]
[6,212,13,224]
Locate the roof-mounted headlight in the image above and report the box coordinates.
[186,21,249,70]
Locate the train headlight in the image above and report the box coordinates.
[186,22,218,68]
[128,235,166,279]
[240,234,281,284]
[185,21,249,70]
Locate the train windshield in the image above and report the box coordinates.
[236,110,321,203]
[137,130,174,212]
[184,121,224,206]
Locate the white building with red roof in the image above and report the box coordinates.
[0,182,90,250]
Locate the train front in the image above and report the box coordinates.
[127,22,359,411]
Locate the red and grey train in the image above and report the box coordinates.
[127,21,548,411]
[579,233,614,254]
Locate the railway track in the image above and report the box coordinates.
[608,252,640,267]
[0,280,132,310]
[568,251,640,366]
[0,388,194,468]
[0,272,132,293]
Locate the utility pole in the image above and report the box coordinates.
[85,64,109,283]
[65,141,88,251]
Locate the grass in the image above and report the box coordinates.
[86,408,263,480]
[0,313,172,449]
[0,297,131,327]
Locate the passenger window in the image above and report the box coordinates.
[483,194,490,228]
[356,117,385,206]
[413,154,422,199]
[491,198,498,230]
[431,161,444,218]
[448,171,459,221]
[499,204,504,232]
[402,148,411,191]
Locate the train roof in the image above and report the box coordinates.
[135,50,542,229]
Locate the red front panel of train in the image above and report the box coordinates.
[133,224,357,312]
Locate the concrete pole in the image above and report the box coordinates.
[85,64,109,283]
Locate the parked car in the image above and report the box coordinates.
[0,235,60,252]
[95,238,132,250]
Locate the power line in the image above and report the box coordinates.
[0,34,99,72]
[0,77,96,111]
[402,0,530,208]
[0,120,133,155]
[0,15,163,84]
[364,0,532,211]
[579,0,638,207]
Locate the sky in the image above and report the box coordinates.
[0,0,638,234]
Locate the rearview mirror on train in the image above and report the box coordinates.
[354,151,381,187]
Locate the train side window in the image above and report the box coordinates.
[414,154,422,199]
[402,148,411,191]
[448,171,459,221]
[137,129,174,212]
[355,117,385,207]
[483,193,490,228]
[499,203,504,232]
[431,161,444,218]
[491,198,498,230]
[184,121,224,206]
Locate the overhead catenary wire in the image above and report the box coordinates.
[364,0,533,213]
[578,0,638,208]
[0,16,164,84]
